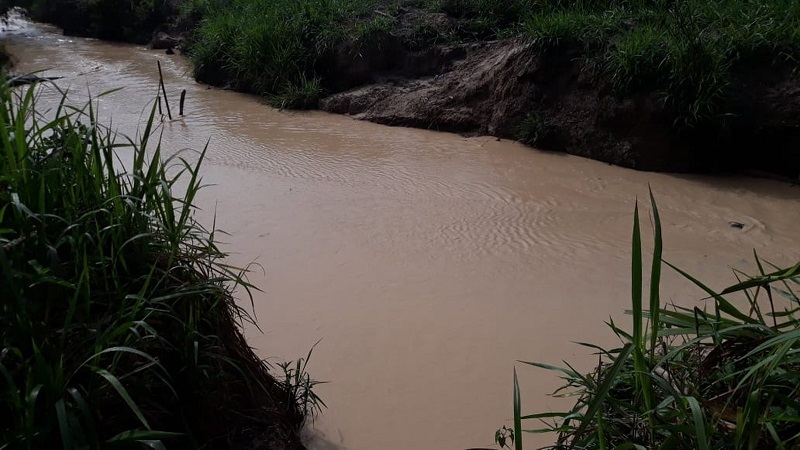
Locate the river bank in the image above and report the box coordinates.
[3,0,800,176]
[4,19,799,449]
[0,19,312,450]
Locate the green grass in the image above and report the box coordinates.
[503,193,800,449]
[267,73,324,110]
[514,112,549,148]
[524,0,800,129]
[188,0,384,97]
[0,79,319,448]
[186,0,800,131]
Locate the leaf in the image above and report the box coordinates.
[571,343,634,446]
[520,411,569,420]
[632,200,643,349]
[513,368,522,450]
[518,361,581,379]
[106,430,183,443]
[67,388,97,445]
[56,398,73,450]
[685,397,710,450]
[92,368,150,429]
[648,188,663,356]
[721,262,800,294]
[666,261,755,323]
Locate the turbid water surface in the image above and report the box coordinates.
[4,16,800,449]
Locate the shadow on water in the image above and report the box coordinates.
[667,172,800,201]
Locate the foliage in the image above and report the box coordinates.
[187,0,538,99]
[267,74,323,110]
[0,79,316,448]
[189,0,386,97]
[523,0,800,129]
[503,193,800,449]
[515,112,548,148]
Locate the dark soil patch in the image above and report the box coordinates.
[319,30,800,176]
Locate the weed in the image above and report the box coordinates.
[515,112,548,147]
[277,341,327,421]
[267,74,323,110]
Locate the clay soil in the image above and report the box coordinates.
[315,6,800,176]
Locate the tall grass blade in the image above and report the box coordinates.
[685,397,709,450]
[632,200,643,349]
[513,368,522,450]
[648,188,662,359]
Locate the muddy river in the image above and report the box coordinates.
[4,17,800,450]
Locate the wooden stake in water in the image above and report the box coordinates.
[157,60,172,120]
[179,89,186,116]
[157,95,163,116]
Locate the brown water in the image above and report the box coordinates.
[4,17,800,450]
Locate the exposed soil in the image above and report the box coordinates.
[319,38,680,170]
[318,24,800,175]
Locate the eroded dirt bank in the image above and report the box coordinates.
[318,34,800,175]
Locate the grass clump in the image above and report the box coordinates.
[187,0,536,99]
[189,0,383,97]
[0,80,317,448]
[268,74,324,110]
[515,112,549,148]
[422,0,534,40]
[524,0,800,129]
[503,193,800,449]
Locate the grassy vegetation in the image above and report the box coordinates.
[515,112,549,148]
[503,194,800,449]
[184,0,800,130]
[186,0,383,101]
[523,0,800,129]
[185,0,534,98]
[0,79,318,448]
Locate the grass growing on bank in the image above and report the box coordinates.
[503,194,800,449]
[0,79,317,448]
[523,0,800,129]
[186,0,383,104]
[185,0,533,101]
